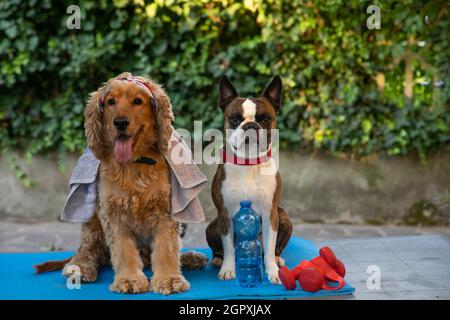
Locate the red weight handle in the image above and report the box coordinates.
[278,246,346,292]
[295,246,346,291]
[308,257,345,291]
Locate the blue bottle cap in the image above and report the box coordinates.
[240,200,252,207]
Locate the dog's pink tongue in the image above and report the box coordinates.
[114,137,133,163]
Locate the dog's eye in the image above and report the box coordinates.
[107,98,115,106]
[230,115,243,126]
[134,98,143,105]
[256,114,272,123]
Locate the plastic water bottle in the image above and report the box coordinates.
[234,200,263,287]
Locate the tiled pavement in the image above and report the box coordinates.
[313,235,450,299]
[1,221,450,299]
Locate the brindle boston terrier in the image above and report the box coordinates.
[206,75,293,284]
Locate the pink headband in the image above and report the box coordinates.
[98,76,156,111]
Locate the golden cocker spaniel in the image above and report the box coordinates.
[36,72,207,294]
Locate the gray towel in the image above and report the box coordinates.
[60,130,207,224]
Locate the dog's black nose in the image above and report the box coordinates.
[113,117,129,131]
[242,122,259,131]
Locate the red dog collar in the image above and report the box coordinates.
[221,147,272,166]
[99,76,156,111]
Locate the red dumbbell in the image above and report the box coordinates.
[335,260,346,277]
[319,247,337,268]
[278,246,346,292]
[298,268,325,292]
[278,266,296,290]
[279,265,325,292]
[319,246,346,277]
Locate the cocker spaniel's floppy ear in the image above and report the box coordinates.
[137,76,174,155]
[84,83,108,160]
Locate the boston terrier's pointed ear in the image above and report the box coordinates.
[218,75,238,112]
[262,75,283,113]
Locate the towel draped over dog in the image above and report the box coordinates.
[60,130,207,224]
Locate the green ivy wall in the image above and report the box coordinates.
[1,0,448,166]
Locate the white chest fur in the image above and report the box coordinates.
[221,159,277,219]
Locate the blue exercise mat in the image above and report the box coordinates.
[0,237,354,300]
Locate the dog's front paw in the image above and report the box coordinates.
[150,274,190,295]
[218,262,236,280]
[266,264,281,285]
[109,272,150,294]
[62,263,98,283]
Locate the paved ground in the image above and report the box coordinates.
[1,220,450,300]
